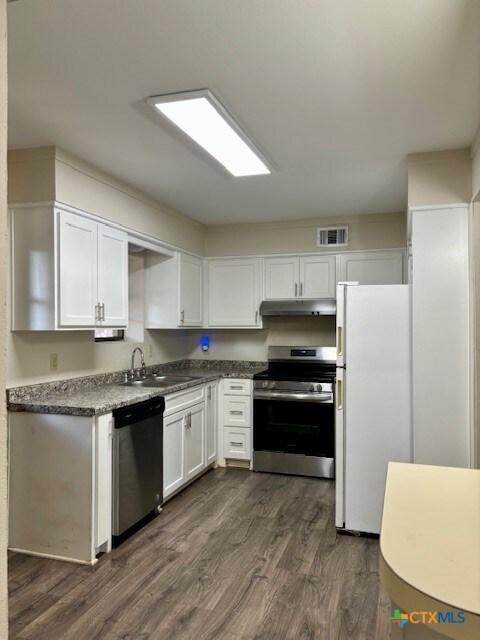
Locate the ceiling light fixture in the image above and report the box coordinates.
[147,89,271,177]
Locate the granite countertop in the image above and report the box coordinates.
[7,360,266,417]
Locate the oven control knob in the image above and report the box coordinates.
[268,381,276,390]
[307,383,315,392]
[316,384,323,392]
[262,381,268,389]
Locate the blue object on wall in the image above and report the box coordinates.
[201,336,210,352]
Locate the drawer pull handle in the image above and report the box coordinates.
[230,441,243,446]
[230,410,243,415]
[230,385,243,390]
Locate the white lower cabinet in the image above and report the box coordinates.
[220,379,252,463]
[224,395,251,428]
[163,411,187,498]
[223,427,251,459]
[185,403,205,480]
[163,384,215,501]
[8,411,113,565]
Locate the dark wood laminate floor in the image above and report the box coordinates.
[8,468,391,640]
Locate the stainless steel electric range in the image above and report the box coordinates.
[253,346,336,479]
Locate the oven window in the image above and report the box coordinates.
[253,399,334,457]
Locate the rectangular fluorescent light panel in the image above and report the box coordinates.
[148,90,271,177]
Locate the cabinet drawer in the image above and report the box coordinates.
[223,396,251,428]
[164,384,205,416]
[223,427,251,460]
[224,379,250,395]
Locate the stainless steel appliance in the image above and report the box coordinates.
[113,398,164,538]
[253,346,336,478]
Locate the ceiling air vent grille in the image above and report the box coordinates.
[317,226,348,247]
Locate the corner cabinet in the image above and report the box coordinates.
[206,258,263,328]
[11,206,128,330]
[146,251,203,329]
[264,255,336,299]
[337,251,404,285]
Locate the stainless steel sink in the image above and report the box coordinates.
[117,374,203,388]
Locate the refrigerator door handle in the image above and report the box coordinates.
[336,379,343,410]
[336,326,343,358]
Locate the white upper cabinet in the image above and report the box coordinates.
[299,255,336,298]
[207,258,263,328]
[58,211,128,328]
[264,255,335,299]
[58,212,98,327]
[179,253,203,326]
[97,225,129,327]
[337,250,404,285]
[146,251,203,329]
[11,206,128,330]
[264,257,299,299]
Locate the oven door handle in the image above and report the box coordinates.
[253,391,333,403]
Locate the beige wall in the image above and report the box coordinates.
[407,149,472,208]
[8,147,206,255]
[188,316,336,361]
[206,212,406,257]
[0,0,8,636]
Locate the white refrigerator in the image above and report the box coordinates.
[335,283,411,535]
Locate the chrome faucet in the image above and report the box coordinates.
[130,347,146,379]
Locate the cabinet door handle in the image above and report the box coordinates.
[207,385,212,400]
[101,303,105,321]
[255,310,258,324]
[230,441,243,447]
[95,304,100,322]
[300,282,303,297]
[230,410,243,415]
[295,283,298,297]
[180,310,185,325]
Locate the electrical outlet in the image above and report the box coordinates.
[50,353,58,371]
[147,344,153,358]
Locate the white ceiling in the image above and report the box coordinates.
[7,0,480,225]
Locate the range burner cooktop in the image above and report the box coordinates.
[253,346,336,383]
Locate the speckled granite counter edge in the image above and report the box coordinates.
[7,359,266,402]
[7,360,267,417]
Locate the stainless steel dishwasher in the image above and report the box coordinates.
[112,397,164,539]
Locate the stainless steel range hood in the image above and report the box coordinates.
[259,299,336,317]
